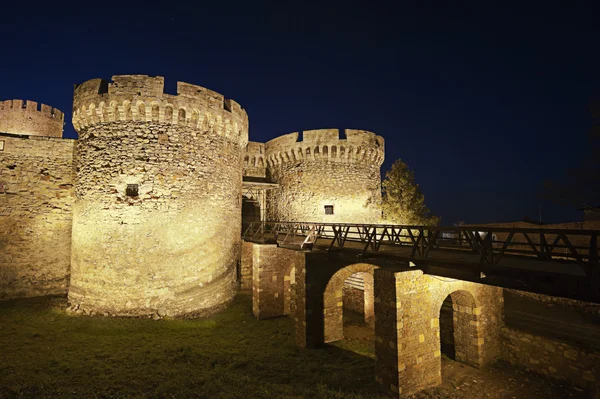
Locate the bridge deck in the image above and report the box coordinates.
[243,221,599,303]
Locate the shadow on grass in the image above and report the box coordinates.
[0,294,384,399]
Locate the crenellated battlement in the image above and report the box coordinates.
[72,75,248,146]
[0,100,64,137]
[264,129,384,167]
[243,141,266,178]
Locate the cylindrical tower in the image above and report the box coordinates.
[0,99,64,137]
[70,75,248,317]
[265,129,384,223]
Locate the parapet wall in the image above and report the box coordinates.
[0,134,75,298]
[72,75,249,146]
[0,100,64,137]
[265,129,384,167]
[265,129,384,223]
[243,141,266,178]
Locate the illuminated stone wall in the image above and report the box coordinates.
[0,134,74,299]
[265,129,384,223]
[0,100,64,138]
[502,327,599,388]
[243,141,266,178]
[70,75,248,317]
[373,269,504,397]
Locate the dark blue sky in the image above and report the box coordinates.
[1,1,598,224]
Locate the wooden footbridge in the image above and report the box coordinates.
[242,221,600,303]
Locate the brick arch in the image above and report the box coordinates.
[323,263,378,343]
[438,289,482,368]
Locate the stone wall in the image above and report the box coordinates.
[0,134,75,298]
[69,75,248,317]
[0,100,64,138]
[501,327,599,388]
[243,141,266,178]
[250,243,303,319]
[343,286,364,314]
[265,129,384,223]
[374,269,504,397]
[240,240,254,290]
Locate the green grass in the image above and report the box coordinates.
[0,294,384,399]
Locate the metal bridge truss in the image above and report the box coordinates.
[242,221,599,278]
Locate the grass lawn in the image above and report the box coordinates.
[0,293,383,399]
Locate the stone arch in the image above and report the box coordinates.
[331,145,337,158]
[323,145,328,157]
[178,108,186,125]
[137,101,146,121]
[191,109,199,128]
[257,157,264,168]
[314,146,320,158]
[122,101,132,120]
[297,148,303,159]
[323,263,378,343]
[165,105,174,123]
[98,101,107,122]
[151,102,160,122]
[88,103,96,124]
[339,145,345,157]
[438,289,482,368]
[110,101,119,122]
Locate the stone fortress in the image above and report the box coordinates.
[0,74,385,317]
[2,75,599,396]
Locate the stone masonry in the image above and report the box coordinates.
[0,134,74,298]
[0,100,64,138]
[68,75,249,317]
[265,129,384,223]
[374,269,504,397]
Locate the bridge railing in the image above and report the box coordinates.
[242,221,599,275]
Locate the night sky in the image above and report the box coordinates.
[1,2,598,225]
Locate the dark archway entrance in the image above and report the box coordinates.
[242,196,260,231]
[439,295,455,359]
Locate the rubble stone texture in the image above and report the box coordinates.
[0,100,64,138]
[69,75,248,316]
[265,129,384,223]
[501,326,599,388]
[0,134,74,298]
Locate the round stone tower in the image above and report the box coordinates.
[70,75,248,317]
[0,99,64,137]
[265,129,384,223]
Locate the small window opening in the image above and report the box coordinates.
[324,205,334,215]
[126,184,139,197]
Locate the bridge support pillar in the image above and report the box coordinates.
[374,268,504,398]
[251,243,303,320]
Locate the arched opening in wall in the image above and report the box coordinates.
[138,103,146,121]
[123,101,132,120]
[242,196,260,231]
[439,295,455,359]
[165,106,173,123]
[178,109,186,125]
[438,290,482,375]
[151,104,159,122]
[323,264,376,357]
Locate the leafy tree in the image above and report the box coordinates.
[381,159,440,225]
